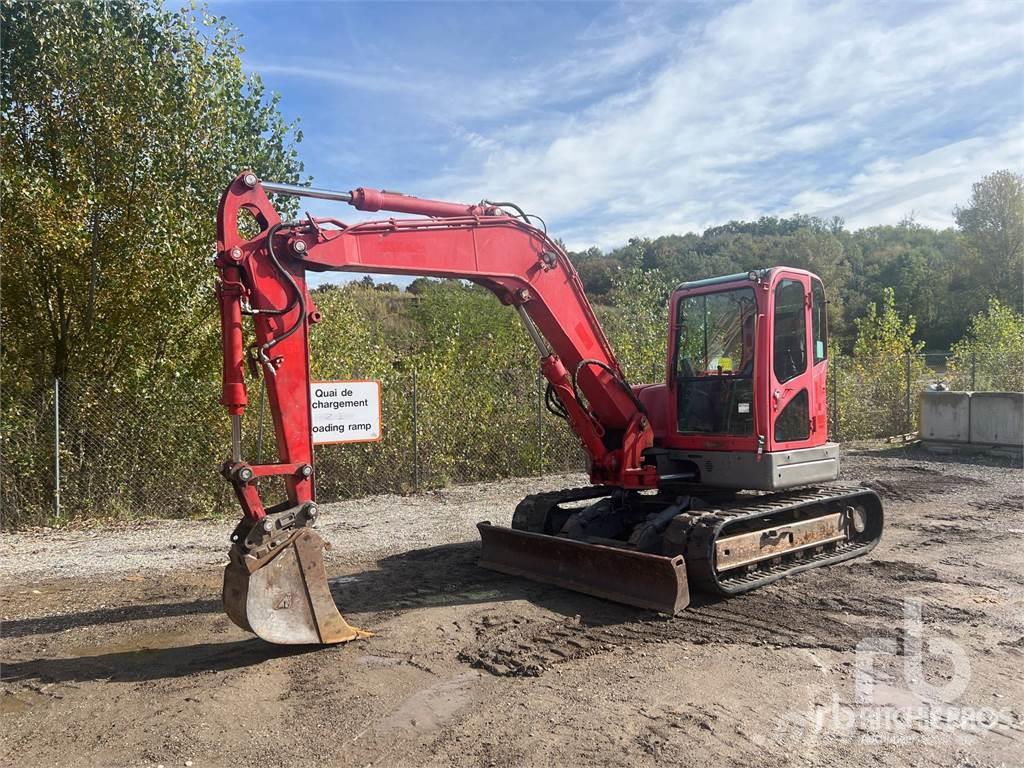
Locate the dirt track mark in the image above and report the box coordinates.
[862,468,984,503]
[458,559,985,677]
[970,493,1024,515]
[860,559,943,582]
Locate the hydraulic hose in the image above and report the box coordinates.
[257,222,307,373]
[545,381,569,420]
[572,359,649,418]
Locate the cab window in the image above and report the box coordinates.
[675,287,756,435]
[773,279,807,384]
[676,288,757,378]
[811,278,827,364]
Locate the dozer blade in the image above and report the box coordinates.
[477,522,689,615]
[223,527,370,645]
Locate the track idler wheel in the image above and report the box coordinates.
[223,525,369,645]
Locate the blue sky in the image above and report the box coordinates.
[206,0,1022,275]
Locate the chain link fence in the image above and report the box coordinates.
[2,377,237,526]
[1,367,586,528]
[827,348,1014,442]
[4,349,1014,528]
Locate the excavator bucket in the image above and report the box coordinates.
[477,522,690,615]
[223,527,370,645]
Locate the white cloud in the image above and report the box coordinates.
[252,63,421,94]
[790,127,1024,229]
[420,0,1024,249]
[250,5,681,123]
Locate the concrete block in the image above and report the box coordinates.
[919,391,971,443]
[969,392,1024,447]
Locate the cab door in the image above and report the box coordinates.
[767,270,819,451]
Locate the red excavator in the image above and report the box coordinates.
[216,172,883,645]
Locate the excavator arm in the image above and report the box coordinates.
[217,173,657,509]
[215,172,659,643]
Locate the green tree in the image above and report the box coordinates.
[954,170,1024,313]
[0,0,302,525]
[844,288,926,437]
[568,246,620,300]
[948,299,1024,391]
[846,222,962,348]
[602,263,675,384]
[1,0,302,388]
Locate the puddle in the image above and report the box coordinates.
[66,629,192,658]
[0,689,45,715]
[381,671,479,731]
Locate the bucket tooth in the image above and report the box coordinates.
[477,522,689,615]
[223,527,370,645]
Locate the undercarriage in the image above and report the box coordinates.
[478,484,883,613]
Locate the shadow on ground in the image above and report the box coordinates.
[0,638,318,684]
[2,598,220,639]
[846,442,1023,468]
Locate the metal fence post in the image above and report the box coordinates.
[53,377,61,519]
[536,373,544,475]
[905,350,912,433]
[971,351,977,390]
[411,366,420,492]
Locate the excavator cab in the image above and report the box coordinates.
[638,267,840,491]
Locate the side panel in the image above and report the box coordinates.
[657,444,840,490]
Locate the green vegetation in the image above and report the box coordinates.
[948,299,1024,392]
[830,289,925,440]
[570,174,1022,351]
[1,3,1022,527]
[2,0,301,524]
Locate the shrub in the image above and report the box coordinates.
[947,298,1024,391]
[837,288,925,439]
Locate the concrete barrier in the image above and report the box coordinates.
[969,392,1024,447]
[919,391,971,443]
[919,390,1024,451]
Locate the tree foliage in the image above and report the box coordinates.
[954,170,1024,313]
[600,263,674,384]
[835,288,926,438]
[948,299,1024,392]
[1,0,303,390]
[0,0,302,525]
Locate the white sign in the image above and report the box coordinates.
[310,380,382,445]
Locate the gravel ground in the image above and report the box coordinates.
[1,445,1022,768]
[0,473,587,583]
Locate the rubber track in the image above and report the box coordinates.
[678,485,884,596]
